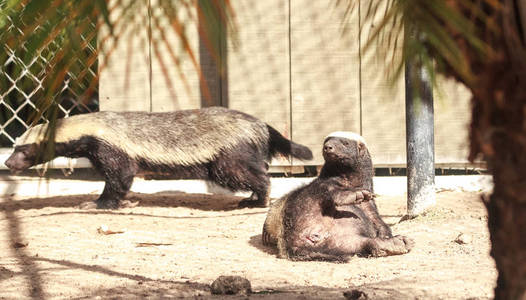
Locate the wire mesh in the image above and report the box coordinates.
[0,15,99,147]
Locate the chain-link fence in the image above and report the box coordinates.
[0,15,99,148]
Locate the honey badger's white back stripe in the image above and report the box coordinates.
[325,131,367,147]
[16,108,269,166]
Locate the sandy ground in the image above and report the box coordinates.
[0,189,496,299]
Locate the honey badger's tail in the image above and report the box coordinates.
[267,125,313,160]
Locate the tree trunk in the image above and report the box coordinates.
[441,1,526,297]
[468,41,526,300]
[486,191,526,299]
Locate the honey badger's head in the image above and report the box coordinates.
[322,131,369,169]
[4,144,41,173]
[5,123,55,174]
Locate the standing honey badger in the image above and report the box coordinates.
[262,132,413,262]
[4,107,313,209]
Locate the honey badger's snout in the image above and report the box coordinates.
[4,152,28,173]
[323,143,334,154]
[4,156,14,169]
[323,139,339,156]
[322,138,346,161]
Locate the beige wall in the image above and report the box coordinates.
[99,0,151,112]
[434,76,472,166]
[99,1,474,167]
[289,0,361,164]
[226,0,292,166]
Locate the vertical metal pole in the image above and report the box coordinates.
[405,27,436,217]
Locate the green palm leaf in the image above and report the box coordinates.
[338,0,497,88]
[0,0,235,125]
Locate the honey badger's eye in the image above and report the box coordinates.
[19,147,33,157]
[342,141,349,146]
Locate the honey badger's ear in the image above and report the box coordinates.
[357,141,367,155]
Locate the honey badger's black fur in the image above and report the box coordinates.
[4,107,313,209]
[262,132,413,262]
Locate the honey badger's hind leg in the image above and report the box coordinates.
[235,157,270,208]
[237,184,269,208]
[209,150,270,208]
[236,170,270,208]
[80,141,138,209]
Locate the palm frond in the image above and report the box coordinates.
[338,0,498,89]
[0,0,235,151]
[0,0,235,124]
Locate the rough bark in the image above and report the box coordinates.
[472,60,526,298]
[473,69,526,299]
[444,1,526,298]
[466,2,526,298]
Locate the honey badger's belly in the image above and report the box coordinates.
[134,162,210,179]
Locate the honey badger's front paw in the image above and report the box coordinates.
[334,189,374,206]
[355,190,374,203]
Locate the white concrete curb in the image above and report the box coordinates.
[0,175,493,199]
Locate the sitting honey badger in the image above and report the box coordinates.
[4,107,313,209]
[262,132,413,262]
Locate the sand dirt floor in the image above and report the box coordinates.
[0,189,496,299]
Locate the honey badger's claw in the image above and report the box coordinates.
[78,201,97,210]
[397,235,415,252]
[355,191,364,200]
[353,190,374,203]
[334,189,374,206]
[361,190,375,201]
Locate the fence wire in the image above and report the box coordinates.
[0,15,99,147]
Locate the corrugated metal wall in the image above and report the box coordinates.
[99,1,473,168]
